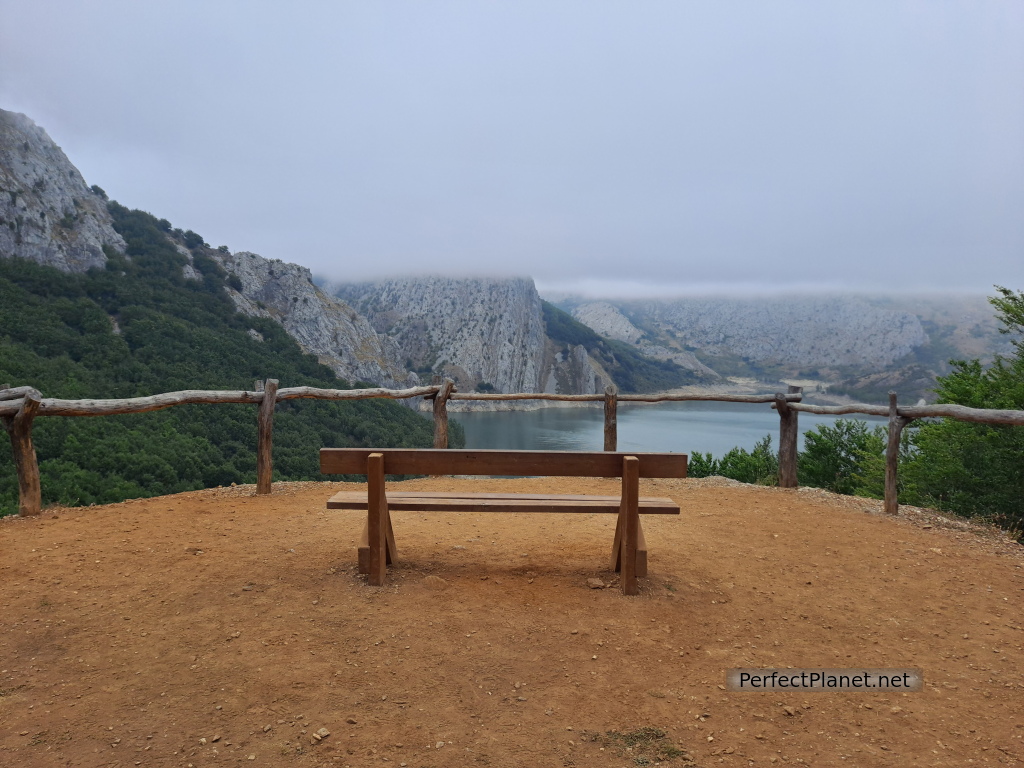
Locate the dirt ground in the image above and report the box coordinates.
[2,476,1023,768]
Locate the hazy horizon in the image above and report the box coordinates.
[325,271,998,301]
[2,2,1022,297]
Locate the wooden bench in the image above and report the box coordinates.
[320,448,687,595]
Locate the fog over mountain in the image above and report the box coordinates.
[1,2,1021,295]
[2,105,1013,404]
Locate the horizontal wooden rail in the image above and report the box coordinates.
[448,392,803,404]
[450,392,603,402]
[3,376,1023,522]
[277,385,440,403]
[0,384,441,418]
[0,385,42,402]
[788,401,1024,426]
[786,402,888,417]
[899,403,1024,425]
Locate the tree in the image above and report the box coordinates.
[718,435,778,485]
[681,436,777,485]
[798,419,885,495]
[903,287,1024,537]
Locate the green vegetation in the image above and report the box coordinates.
[711,286,1023,539]
[900,287,1024,536]
[541,301,698,393]
[798,420,887,496]
[0,203,459,516]
[688,435,779,485]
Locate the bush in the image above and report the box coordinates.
[900,287,1024,536]
[687,452,719,478]
[687,436,777,485]
[717,435,778,485]
[182,230,205,249]
[798,419,886,495]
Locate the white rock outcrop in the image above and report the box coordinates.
[335,276,552,394]
[629,296,928,369]
[0,109,124,271]
[571,302,644,344]
[216,251,416,389]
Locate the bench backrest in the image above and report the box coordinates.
[320,448,687,478]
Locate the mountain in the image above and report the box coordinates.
[211,250,415,389]
[0,109,441,517]
[332,276,548,393]
[0,109,124,271]
[0,108,417,390]
[330,277,709,397]
[551,293,1010,402]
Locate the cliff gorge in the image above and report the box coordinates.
[331,277,708,396]
[333,277,562,393]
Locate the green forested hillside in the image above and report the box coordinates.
[0,203,453,516]
[541,301,697,393]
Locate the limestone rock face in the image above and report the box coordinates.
[572,301,720,380]
[334,276,617,396]
[572,302,644,344]
[539,340,603,395]
[629,296,928,369]
[215,250,416,389]
[335,276,553,394]
[0,109,124,271]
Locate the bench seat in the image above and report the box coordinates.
[327,490,681,515]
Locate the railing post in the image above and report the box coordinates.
[1,386,42,516]
[776,385,802,488]
[603,384,618,452]
[256,379,278,494]
[432,378,455,449]
[885,391,913,515]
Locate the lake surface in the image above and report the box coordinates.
[453,401,884,456]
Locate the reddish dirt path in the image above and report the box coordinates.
[1,477,1022,767]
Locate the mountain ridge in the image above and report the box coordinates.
[2,106,1011,406]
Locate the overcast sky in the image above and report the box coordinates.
[2,1,1022,296]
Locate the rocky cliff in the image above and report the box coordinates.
[571,301,720,379]
[611,295,928,370]
[332,277,619,395]
[209,250,416,389]
[0,109,124,271]
[0,108,416,389]
[334,277,546,393]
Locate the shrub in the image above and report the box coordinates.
[798,419,885,495]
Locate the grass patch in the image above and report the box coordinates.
[582,727,693,763]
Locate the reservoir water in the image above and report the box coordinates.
[453,401,884,456]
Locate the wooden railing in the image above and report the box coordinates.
[2,380,1022,519]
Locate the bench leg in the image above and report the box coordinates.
[610,512,624,572]
[357,508,398,575]
[358,521,370,574]
[635,519,647,579]
[385,509,398,564]
[367,453,388,586]
[611,517,648,578]
[620,456,640,596]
